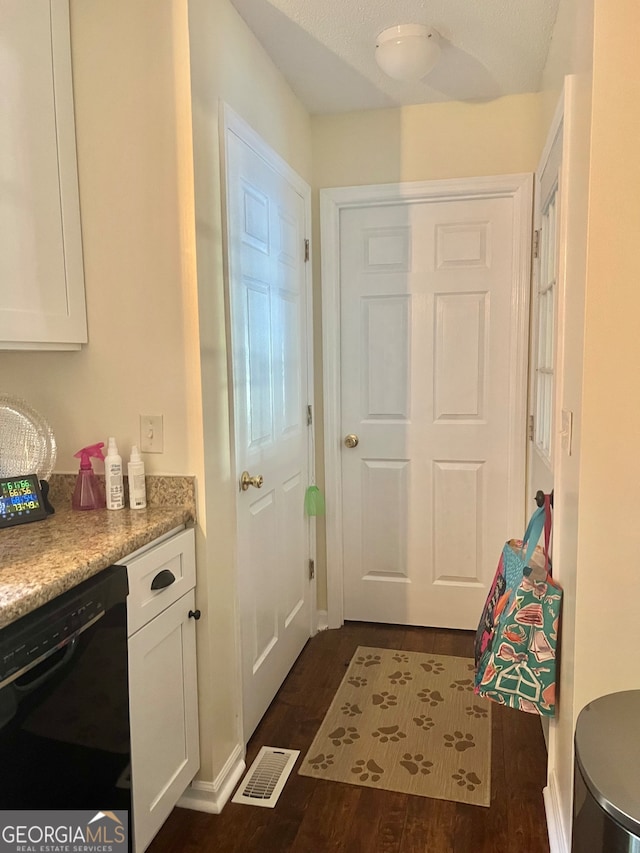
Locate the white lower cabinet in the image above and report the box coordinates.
[127,529,200,853]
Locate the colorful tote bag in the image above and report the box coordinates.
[474,496,562,717]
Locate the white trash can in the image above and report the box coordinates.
[572,691,640,852]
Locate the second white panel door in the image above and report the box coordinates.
[225,117,312,741]
[340,194,526,628]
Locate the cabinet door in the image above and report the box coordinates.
[0,0,87,348]
[128,589,199,853]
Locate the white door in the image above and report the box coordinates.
[225,113,313,741]
[338,186,530,628]
[527,104,563,506]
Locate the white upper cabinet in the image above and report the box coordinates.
[0,0,87,349]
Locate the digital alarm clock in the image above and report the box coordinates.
[0,474,48,528]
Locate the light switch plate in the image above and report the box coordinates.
[140,414,163,453]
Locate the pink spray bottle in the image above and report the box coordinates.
[72,443,107,510]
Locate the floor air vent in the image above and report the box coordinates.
[232,746,300,808]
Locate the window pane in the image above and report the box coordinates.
[546,199,556,284]
[533,189,558,462]
[538,291,547,369]
[545,287,554,368]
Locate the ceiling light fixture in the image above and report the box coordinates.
[375,24,441,82]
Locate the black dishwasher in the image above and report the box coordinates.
[0,566,130,814]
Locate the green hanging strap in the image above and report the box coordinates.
[304,399,325,516]
[304,485,325,517]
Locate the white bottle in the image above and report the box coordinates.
[104,436,124,510]
[127,445,147,509]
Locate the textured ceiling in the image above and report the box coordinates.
[229,0,561,114]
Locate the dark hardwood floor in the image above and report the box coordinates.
[147,623,550,853]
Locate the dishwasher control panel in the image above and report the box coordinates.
[0,566,126,685]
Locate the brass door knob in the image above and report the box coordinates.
[240,471,264,491]
[344,434,359,448]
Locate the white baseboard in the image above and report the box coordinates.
[316,610,329,632]
[543,771,570,853]
[177,743,245,814]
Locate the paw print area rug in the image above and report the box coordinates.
[298,646,492,807]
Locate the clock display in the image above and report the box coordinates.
[0,475,48,527]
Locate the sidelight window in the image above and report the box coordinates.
[533,190,557,463]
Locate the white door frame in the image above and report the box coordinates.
[220,104,316,738]
[321,174,533,630]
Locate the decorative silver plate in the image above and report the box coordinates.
[0,394,57,481]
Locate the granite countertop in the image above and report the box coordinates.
[0,475,196,630]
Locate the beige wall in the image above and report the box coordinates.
[312,94,545,189]
[574,0,640,747]
[539,0,595,843]
[187,0,312,783]
[541,0,640,848]
[1,0,212,779]
[0,0,312,794]
[310,94,545,610]
[541,0,595,130]
[11,0,640,832]
[0,0,201,479]
[538,0,595,844]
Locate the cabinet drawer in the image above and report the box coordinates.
[127,528,195,635]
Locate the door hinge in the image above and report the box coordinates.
[308,558,315,580]
[528,414,535,442]
[533,229,540,259]
[304,238,310,262]
[307,404,313,426]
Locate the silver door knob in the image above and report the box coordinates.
[240,471,264,491]
[344,434,359,448]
